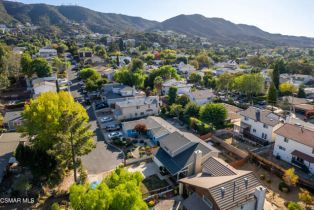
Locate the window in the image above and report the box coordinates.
[279,146,286,151]
[140,112,144,115]
[253,129,256,133]
[148,104,150,109]
[312,148,314,154]
[263,124,268,129]
[262,133,267,140]
[244,117,248,121]
[284,137,289,143]
[136,106,140,109]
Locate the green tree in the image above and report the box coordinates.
[279,83,298,96]
[216,73,235,91]
[148,65,180,88]
[169,104,183,118]
[80,68,99,80]
[196,53,211,68]
[168,86,178,105]
[189,72,202,85]
[129,58,144,72]
[233,73,265,99]
[199,103,227,129]
[114,67,146,89]
[297,84,306,98]
[52,111,94,183]
[184,102,200,119]
[267,82,277,106]
[21,53,33,78]
[176,94,190,107]
[31,58,52,77]
[19,92,94,178]
[70,167,147,210]
[154,76,163,95]
[272,59,284,89]
[189,60,199,70]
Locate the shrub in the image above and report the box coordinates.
[260,174,265,180]
[51,202,61,210]
[148,200,155,207]
[287,202,302,210]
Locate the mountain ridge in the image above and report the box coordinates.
[1,1,314,47]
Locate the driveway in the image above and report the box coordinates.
[0,133,25,182]
[67,67,123,175]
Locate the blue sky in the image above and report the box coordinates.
[18,0,314,37]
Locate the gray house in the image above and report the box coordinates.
[153,131,219,179]
[3,110,23,131]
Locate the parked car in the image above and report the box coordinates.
[108,131,123,139]
[95,103,108,110]
[100,116,113,123]
[105,124,121,131]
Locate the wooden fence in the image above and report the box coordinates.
[249,151,314,191]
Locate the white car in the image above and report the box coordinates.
[100,116,113,123]
[108,131,123,139]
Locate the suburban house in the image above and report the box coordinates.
[37,48,57,59]
[162,79,192,95]
[3,110,23,131]
[236,106,283,145]
[273,123,314,174]
[110,55,132,67]
[78,50,93,59]
[32,77,57,98]
[114,96,160,121]
[188,89,216,105]
[153,131,219,179]
[177,62,196,78]
[179,157,266,210]
[223,103,243,124]
[281,96,314,115]
[122,116,178,143]
[102,83,146,107]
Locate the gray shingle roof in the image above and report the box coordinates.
[202,157,237,176]
[154,141,213,175]
[208,172,260,210]
[159,131,194,155]
[240,106,280,126]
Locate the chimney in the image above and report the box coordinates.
[254,186,266,210]
[193,150,202,174]
[256,109,261,121]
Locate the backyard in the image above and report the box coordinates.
[239,161,306,209]
[140,174,169,195]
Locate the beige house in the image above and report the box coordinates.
[114,96,160,121]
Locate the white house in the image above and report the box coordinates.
[162,79,192,95]
[32,77,57,98]
[114,96,160,121]
[188,89,215,105]
[273,123,314,174]
[237,106,283,144]
[38,48,57,59]
[102,83,146,106]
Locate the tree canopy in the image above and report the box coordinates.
[69,167,147,210]
[19,92,94,180]
[31,58,52,77]
[199,103,227,129]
